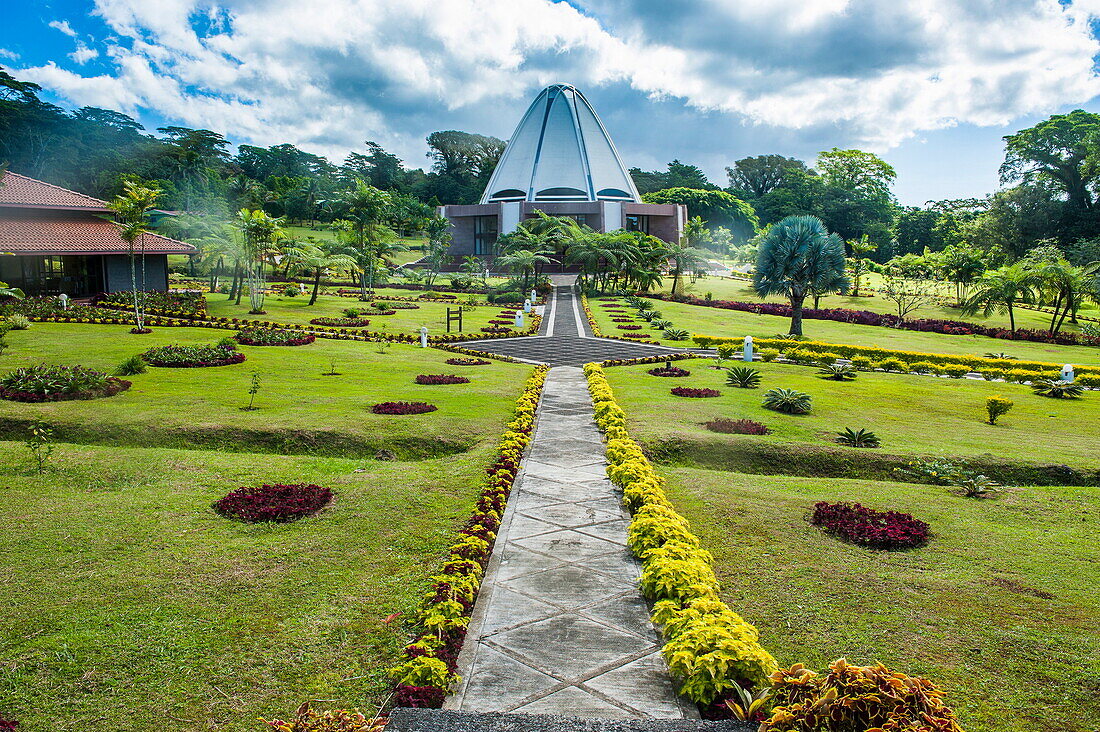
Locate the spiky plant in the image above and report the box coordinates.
[762,388,812,414]
[639,309,662,321]
[818,363,857,381]
[836,427,881,448]
[663,327,690,341]
[958,473,1000,498]
[634,299,653,311]
[650,319,673,329]
[1031,379,1084,399]
[726,366,763,388]
[984,352,1018,360]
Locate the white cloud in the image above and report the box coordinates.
[16,0,1100,166]
[69,43,99,64]
[0,48,19,61]
[48,20,78,37]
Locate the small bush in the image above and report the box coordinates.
[663,327,690,341]
[811,501,929,550]
[761,659,964,732]
[705,418,770,435]
[142,342,245,367]
[648,365,691,377]
[415,374,470,385]
[214,484,332,523]
[762,388,812,414]
[114,354,147,376]
[758,348,780,362]
[1031,379,1084,399]
[671,387,721,398]
[909,360,939,374]
[941,364,971,378]
[371,401,438,415]
[0,364,130,402]
[650,319,673,329]
[235,328,315,346]
[310,316,371,327]
[835,427,880,448]
[875,357,909,373]
[849,355,874,370]
[818,363,856,381]
[726,366,762,388]
[617,324,643,330]
[986,395,1013,425]
[5,314,30,330]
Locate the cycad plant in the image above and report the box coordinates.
[836,428,881,448]
[663,327,690,341]
[726,366,763,388]
[762,388,812,414]
[819,363,857,381]
[1031,379,1084,399]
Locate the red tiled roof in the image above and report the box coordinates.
[0,171,111,211]
[0,213,196,255]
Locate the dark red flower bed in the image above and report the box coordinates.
[372,401,438,415]
[705,417,770,435]
[446,357,491,366]
[671,387,721,397]
[648,366,691,377]
[235,328,316,346]
[489,319,513,325]
[415,374,470,385]
[0,716,17,731]
[611,318,635,322]
[811,501,929,550]
[481,326,512,333]
[647,293,1100,347]
[214,483,332,523]
[616,324,643,330]
[617,331,655,339]
[309,316,371,327]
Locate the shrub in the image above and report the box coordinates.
[142,343,245,367]
[762,388,811,414]
[705,418,770,435]
[941,364,971,378]
[445,358,491,366]
[374,301,419,309]
[5,314,30,330]
[490,290,523,304]
[263,702,383,732]
[849,355,874,370]
[114,354,147,376]
[638,309,661,321]
[648,365,691,377]
[811,502,929,550]
[415,374,470,385]
[371,401,438,415]
[758,348,780,362]
[818,363,856,381]
[310,316,371,327]
[761,659,964,732]
[235,328,316,346]
[663,327,690,341]
[875,357,909,373]
[651,319,673,329]
[986,395,1014,425]
[0,364,130,402]
[958,473,1001,498]
[1031,379,1084,399]
[671,387,721,398]
[1078,374,1100,388]
[909,360,939,375]
[214,483,332,522]
[835,427,880,448]
[725,366,762,388]
[343,307,362,318]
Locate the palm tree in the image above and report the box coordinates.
[962,264,1035,334]
[339,181,393,295]
[846,235,878,297]
[235,208,285,313]
[423,216,452,286]
[497,249,550,292]
[753,215,849,336]
[108,180,162,331]
[665,239,709,296]
[286,242,357,305]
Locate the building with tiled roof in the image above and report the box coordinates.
[0,170,195,296]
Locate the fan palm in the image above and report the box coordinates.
[962,264,1035,334]
[497,249,550,292]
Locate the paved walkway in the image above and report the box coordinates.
[446,283,694,719]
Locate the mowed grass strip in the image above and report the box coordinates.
[603,360,1100,469]
[590,296,1100,366]
[662,468,1100,732]
[0,442,496,731]
[0,324,531,457]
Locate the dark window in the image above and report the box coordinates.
[489,189,526,200]
[7,255,103,296]
[597,188,632,199]
[625,215,650,234]
[473,216,498,255]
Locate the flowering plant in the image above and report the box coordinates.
[142,342,245,367]
[648,366,691,377]
[0,364,130,402]
[235,328,316,346]
[445,358,491,366]
[309,316,371,327]
[214,483,332,522]
[372,401,438,415]
[415,374,470,385]
[671,387,721,398]
[810,501,929,550]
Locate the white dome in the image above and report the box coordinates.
[480,84,641,205]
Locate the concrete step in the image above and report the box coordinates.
[387,709,753,732]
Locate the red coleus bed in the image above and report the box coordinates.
[671,387,721,398]
[481,326,512,333]
[616,324,643,330]
[214,483,332,523]
[372,401,438,415]
[489,319,514,325]
[611,318,635,322]
[235,328,316,346]
[309,316,371,327]
[648,366,691,377]
[415,374,470,385]
[811,501,929,550]
[445,358,491,366]
[0,717,17,731]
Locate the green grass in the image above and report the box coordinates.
[203,292,521,338]
[603,360,1100,470]
[590,297,1100,366]
[663,468,1100,732]
[0,323,531,457]
[0,441,495,731]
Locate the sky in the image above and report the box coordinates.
[5,0,1100,206]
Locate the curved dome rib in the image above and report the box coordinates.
[480,84,641,204]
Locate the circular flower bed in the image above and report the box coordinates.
[0,364,131,402]
[811,501,929,550]
[446,357,491,366]
[309,316,371,327]
[214,483,332,523]
[416,374,470,385]
[374,301,420,309]
[648,366,691,377]
[143,342,245,367]
[234,328,316,346]
[670,386,721,398]
[372,401,438,415]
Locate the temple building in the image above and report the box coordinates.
[0,170,195,296]
[439,84,686,256]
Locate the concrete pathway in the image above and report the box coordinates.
[446,284,694,719]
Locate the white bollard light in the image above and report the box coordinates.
[1062,364,1075,382]
[58,293,70,310]
[523,298,532,313]
[530,289,537,302]
[743,335,754,362]
[514,311,524,328]
[419,326,429,348]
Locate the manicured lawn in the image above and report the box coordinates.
[603,360,1100,469]
[0,441,495,731]
[0,323,532,456]
[590,296,1100,366]
[663,468,1100,732]
[203,292,524,338]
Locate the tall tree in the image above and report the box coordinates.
[642,188,759,238]
[726,155,808,198]
[1001,110,1100,214]
[963,265,1036,334]
[338,181,393,295]
[235,208,284,314]
[816,148,897,201]
[107,180,162,332]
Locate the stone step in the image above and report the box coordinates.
[387,709,753,732]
